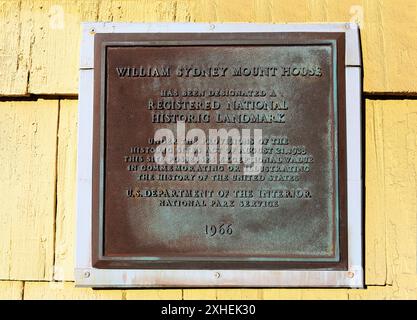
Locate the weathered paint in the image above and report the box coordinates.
[364,101,388,285]
[0,0,417,95]
[0,0,416,300]
[373,101,417,293]
[0,281,23,300]
[0,100,58,281]
[125,289,183,300]
[182,289,218,300]
[23,281,123,299]
[262,288,349,300]
[54,100,78,281]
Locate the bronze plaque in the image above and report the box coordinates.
[92,33,347,269]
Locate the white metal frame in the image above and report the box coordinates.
[75,22,363,288]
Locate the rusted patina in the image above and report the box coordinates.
[92,32,347,270]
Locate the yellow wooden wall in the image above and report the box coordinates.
[0,0,417,300]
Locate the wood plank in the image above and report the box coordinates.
[262,289,348,299]
[54,100,78,281]
[380,100,417,296]
[0,0,416,95]
[183,289,217,300]
[125,289,183,300]
[347,286,394,300]
[0,0,31,95]
[0,100,58,280]
[0,281,23,300]
[215,289,263,300]
[23,281,123,299]
[356,100,417,297]
[364,101,388,285]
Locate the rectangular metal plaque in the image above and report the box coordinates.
[93,32,347,269]
[76,23,363,288]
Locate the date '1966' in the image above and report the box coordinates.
[205,224,233,236]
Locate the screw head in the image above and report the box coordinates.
[84,270,91,278]
[347,271,354,278]
[89,28,95,35]
[214,272,220,279]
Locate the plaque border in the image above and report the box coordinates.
[94,37,344,268]
[76,22,363,288]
